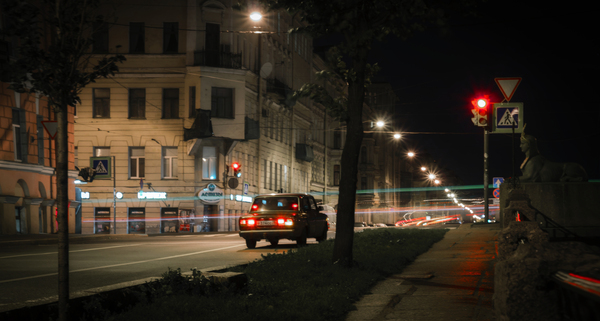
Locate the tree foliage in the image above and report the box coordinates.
[3,0,125,109]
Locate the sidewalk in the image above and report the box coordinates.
[346,223,500,321]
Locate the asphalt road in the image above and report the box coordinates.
[0,232,332,313]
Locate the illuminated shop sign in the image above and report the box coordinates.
[232,194,253,203]
[137,191,167,199]
[81,192,124,199]
[197,183,223,204]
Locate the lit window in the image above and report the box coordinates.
[129,147,145,178]
[202,146,217,180]
[162,147,178,179]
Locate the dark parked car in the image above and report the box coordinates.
[239,193,329,248]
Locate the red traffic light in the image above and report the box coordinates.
[232,162,241,177]
[470,95,492,130]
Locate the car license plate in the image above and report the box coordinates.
[258,220,275,226]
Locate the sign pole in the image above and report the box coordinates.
[484,129,489,221]
[113,156,116,234]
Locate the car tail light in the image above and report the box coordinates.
[252,204,259,211]
[291,203,298,209]
[276,218,293,226]
[240,219,246,225]
[247,219,256,226]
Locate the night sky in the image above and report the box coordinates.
[364,1,600,186]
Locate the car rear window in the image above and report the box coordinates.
[252,197,299,211]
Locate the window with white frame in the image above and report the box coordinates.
[12,108,23,161]
[202,146,217,180]
[129,147,145,178]
[162,147,178,179]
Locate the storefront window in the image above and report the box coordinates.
[161,207,178,233]
[128,208,145,234]
[95,207,111,234]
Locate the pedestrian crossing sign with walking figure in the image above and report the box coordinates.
[492,102,524,134]
[90,157,112,179]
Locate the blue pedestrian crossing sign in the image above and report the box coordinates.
[493,177,504,188]
[492,103,523,134]
[90,157,112,179]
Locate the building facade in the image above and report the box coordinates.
[70,0,406,234]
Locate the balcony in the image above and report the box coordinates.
[266,78,295,108]
[295,144,314,162]
[194,50,242,69]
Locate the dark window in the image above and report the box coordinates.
[93,88,110,118]
[205,23,220,66]
[92,22,109,53]
[252,196,299,211]
[333,165,340,186]
[333,129,342,149]
[129,22,145,54]
[211,87,234,118]
[188,86,197,118]
[162,88,179,119]
[163,22,178,53]
[128,89,146,118]
[360,146,367,163]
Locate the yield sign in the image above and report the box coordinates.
[494,77,522,102]
[41,120,58,139]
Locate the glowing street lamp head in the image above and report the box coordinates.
[434,179,440,185]
[250,12,262,21]
[407,152,415,157]
[428,173,436,180]
[393,133,401,139]
[420,166,426,172]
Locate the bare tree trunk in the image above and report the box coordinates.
[56,105,70,321]
[332,45,369,267]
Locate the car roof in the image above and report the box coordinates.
[253,193,312,198]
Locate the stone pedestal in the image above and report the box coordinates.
[500,182,600,237]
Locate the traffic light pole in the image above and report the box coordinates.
[483,129,489,220]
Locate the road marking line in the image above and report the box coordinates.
[0,244,143,260]
[0,244,245,284]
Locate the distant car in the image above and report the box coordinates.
[239,193,329,249]
[373,223,387,227]
[354,222,367,228]
[444,218,461,225]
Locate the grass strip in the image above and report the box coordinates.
[107,228,447,321]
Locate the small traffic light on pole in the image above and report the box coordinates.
[471,95,491,131]
[232,162,241,177]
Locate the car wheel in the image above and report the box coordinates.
[269,239,279,247]
[316,227,328,243]
[245,239,257,249]
[296,228,307,247]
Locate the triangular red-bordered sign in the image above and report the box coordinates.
[41,120,58,139]
[494,77,522,102]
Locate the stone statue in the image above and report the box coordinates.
[519,125,588,182]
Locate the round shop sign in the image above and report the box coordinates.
[197,183,224,204]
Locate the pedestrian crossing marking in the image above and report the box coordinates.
[95,161,108,174]
[498,109,517,126]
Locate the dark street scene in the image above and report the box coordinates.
[1,0,599,320]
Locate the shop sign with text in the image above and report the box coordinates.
[198,183,223,204]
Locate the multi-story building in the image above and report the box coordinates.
[0,13,78,235]
[69,0,407,234]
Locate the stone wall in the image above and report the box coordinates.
[494,221,600,321]
[499,182,600,237]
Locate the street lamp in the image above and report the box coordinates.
[249,12,262,21]
[407,151,415,158]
